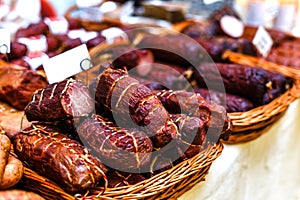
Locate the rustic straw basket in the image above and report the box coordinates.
[221,51,300,144]
[21,143,223,200]
[172,20,300,143]
[87,30,300,145]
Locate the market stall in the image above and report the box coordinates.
[0,0,299,199]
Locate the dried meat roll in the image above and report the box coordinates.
[0,65,48,110]
[77,114,153,171]
[154,90,232,141]
[94,66,178,148]
[13,125,108,193]
[195,88,254,112]
[25,79,94,122]
[193,63,291,105]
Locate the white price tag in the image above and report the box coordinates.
[252,26,273,57]
[68,29,98,42]
[18,35,48,56]
[44,17,69,35]
[101,27,128,44]
[0,29,11,54]
[43,44,90,84]
[24,53,49,71]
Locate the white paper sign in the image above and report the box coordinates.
[68,29,98,43]
[44,17,69,35]
[252,26,273,57]
[0,29,10,53]
[24,53,49,71]
[43,44,91,84]
[17,35,48,56]
[101,27,128,44]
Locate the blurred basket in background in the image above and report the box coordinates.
[223,50,300,144]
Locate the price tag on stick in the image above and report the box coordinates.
[0,29,10,54]
[43,44,91,84]
[252,26,273,57]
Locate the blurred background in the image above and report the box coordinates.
[1,0,300,35]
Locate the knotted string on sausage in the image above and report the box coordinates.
[94,66,178,148]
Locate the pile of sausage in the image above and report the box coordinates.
[0,5,293,196]
[11,64,231,194]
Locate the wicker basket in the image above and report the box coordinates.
[88,36,299,146]
[21,143,223,200]
[221,51,300,144]
[225,82,299,144]
[172,20,300,143]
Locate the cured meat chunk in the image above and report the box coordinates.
[0,65,48,110]
[77,114,153,170]
[94,66,178,148]
[195,88,254,112]
[193,63,290,105]
[13,125,107,193]
[25,79,94,122]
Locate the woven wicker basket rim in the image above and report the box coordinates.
[224,50,300,128]
[23,143,223,200]
[222,50,300,80]
[228,79,299,126]
[224,111,285,144]
[222,51,300,143]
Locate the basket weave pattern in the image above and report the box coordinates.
[223,50,300,144]
[172,21,300,144]
[21,143,223,200]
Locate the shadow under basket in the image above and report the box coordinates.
[21,143,223,200]
[222,51,300,144]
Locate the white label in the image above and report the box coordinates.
[252,26,273,57]
[68,29,98,43]
[44,17,69,35]
[0,29,10,53]
[101,27,128,44]
[24,53,49,70]
[43,44,91,84]
[17,35,48,56]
